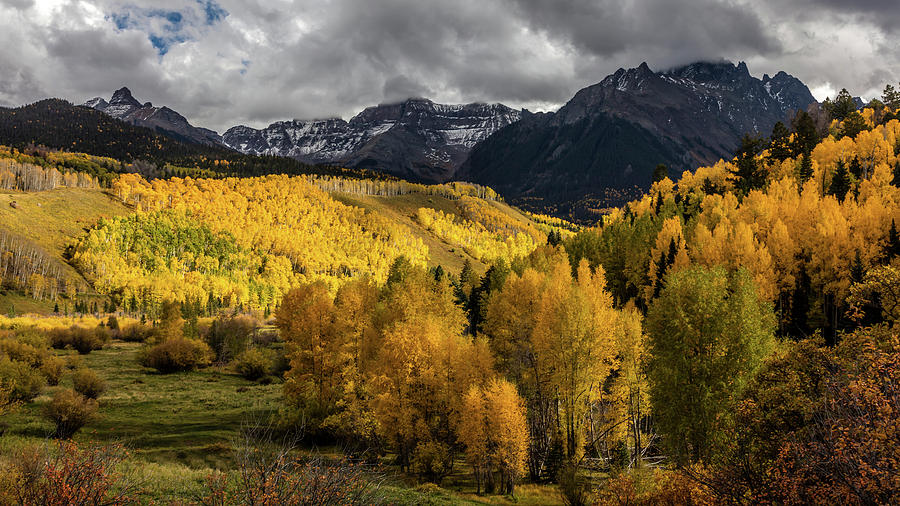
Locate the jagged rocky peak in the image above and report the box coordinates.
[458,59,819,212]
[84,87,224,147]
[82,97,108,109]
[109,87,142,108]
[762,71,817,112]
[663,60,750,82]
[599,62,657,91]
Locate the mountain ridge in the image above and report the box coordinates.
[458,60,817,214]
[223,98,522,183]
[84,87,225,147]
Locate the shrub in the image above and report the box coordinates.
[44,389,98,438]
[140,338,213,373]
[11,328,49,350]
[0,384,12,417]
[234,348,273,381]
[412,441,452,483]
[200,421,385,505]
[0,337,46,367]
[204,314,257,362]
[596,469,713,505]
[106,315,120,331]
[49,326,109,354]
[65,354,85,370]
[118,323,154,343]
[39,355,66,386]
[271,347,291,378]
[71,368,106,399]
[0,356,45,401]
[2,441,138,504]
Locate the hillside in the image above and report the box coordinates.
[0,147,567,314]
[0,187,131,312]
[0,99,392,181]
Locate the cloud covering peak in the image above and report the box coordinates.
[0,0,896,132]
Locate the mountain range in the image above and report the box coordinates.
[85,89,520,183]
[72,60,817,212]
[460,61,816,211]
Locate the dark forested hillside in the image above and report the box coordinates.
[0,99,390,181]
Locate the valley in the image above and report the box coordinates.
[0,29,898,504]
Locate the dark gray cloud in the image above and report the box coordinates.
[383,75,433,102]
[509,0,779,62]
[0,0,897,133]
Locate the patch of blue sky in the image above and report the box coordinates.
[107,1,228,56]
[200,0,228,25]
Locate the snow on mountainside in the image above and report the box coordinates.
[83,88,224,147]
[223,98,521,182]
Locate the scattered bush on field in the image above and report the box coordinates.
[411,441,453,484]
[0,337,45,367]
[204,314,257,363]
[1,441,138,504]
[140,338,213,373]
[595,469,714,505]
[118,323,154,343]
[199,420,385,506]
[72,367,106,399]
[48,325,109,354]
[39,355,66,386]
[0,356,45,401]
[43,388,98,438]
[233,348,274,381]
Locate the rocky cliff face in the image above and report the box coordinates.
[84,88,224,147]
[458,61,816,211]
[223,98,521,182]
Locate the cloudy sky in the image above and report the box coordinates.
[0,0,897,132]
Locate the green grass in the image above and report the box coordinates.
[4,341,282,468]
[1,339,564,503]
[0,291,56,316]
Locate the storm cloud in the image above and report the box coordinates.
[0,0,897,133]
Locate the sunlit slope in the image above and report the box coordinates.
[0,188,129,261]
[67,174,570,310]
[0,187,131,312]
[330,191,543,274]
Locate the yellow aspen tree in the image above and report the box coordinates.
[458,384,490,493]
[533,258,619,462]
[483,378,529,496]
[277,282,347,429]
[605,307,650,468]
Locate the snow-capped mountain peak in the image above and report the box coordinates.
[222,98,521,182]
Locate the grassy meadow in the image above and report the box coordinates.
[0,329,564,504]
